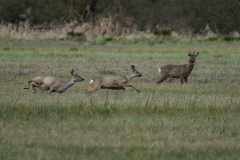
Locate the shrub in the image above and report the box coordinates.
[67,32,85,37]
[161,30,171,35]
[67,32,75,36]
[69,48,78,51]
[153,30,161,35]
[75,32,85,36]
[153,29,171,36]
[224,36,235,41]
[208,37,218,41]
[235,37,240,41]
[104,36,114,42]
[3,47,10,51]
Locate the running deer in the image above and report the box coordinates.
[24,70,84,94]
[156,51,199,85]
[83,65,142,95]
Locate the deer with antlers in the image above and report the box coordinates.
[156,51,199,85]
[24,70,84,94]
[84,65,142,95]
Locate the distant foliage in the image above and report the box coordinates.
[104,36,114,42]
[153,30,171,36]
[208,37,218,41]
[67,32,85,37]
[75,32,85,36]
[1,0,240,35]
[3,47,10,51]
[153,30,161,35]
[153,29,171,36]
[224,37,235,41]
[67,32,75,36]
[223,36,240,41]
[208,37,240,41]
[161,30,171,35]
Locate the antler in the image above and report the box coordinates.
[193,50,195,55]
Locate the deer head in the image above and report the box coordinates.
[71,69,84,82]
[188,51,199,63]
[131,65,142,77]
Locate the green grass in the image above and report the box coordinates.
[0,39,240,159]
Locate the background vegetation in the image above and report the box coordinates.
[0,39,240,159]
[1,0,240,35]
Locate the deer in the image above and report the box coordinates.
[24,70,84,94]
[83,65,142,95]
[156,51,199,85]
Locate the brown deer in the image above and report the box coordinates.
[156,51,199,85]
[83,65,142,95]
[24,70,84,94]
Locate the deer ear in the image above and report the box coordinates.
[194,52,199,57]
[131,65,136,71]
[188,51,192,56]
[71,69,75,76]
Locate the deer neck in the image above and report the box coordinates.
[125,73,135,82]
[187,63,195,72]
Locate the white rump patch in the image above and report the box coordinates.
[159,68,161,73]
[90,80,93,84]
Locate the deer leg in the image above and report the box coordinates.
[156,75,168,84]
[83,82,97,94]
[88,87,100,95]
[24,80,33,89]
[121,84,140,93]
[83,90,91,94]
[48,87,54,94]
[184,77,188,83]
[180,76,184,85]
[83,84,101,94]
[25,79,44,89]
[118,88,126,95]
[83,86,95,94]
[32,84,37,94]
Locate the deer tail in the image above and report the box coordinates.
[159,67,161,73]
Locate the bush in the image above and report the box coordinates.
[104,36,114,42]
[224,36,235,41]
[153,30,171,36]
[67,32,75,36]
[235,37,240,41]
[67,32,85,37]
[153,30,161,35]
[161,30,171,35]
[208,37,218,41]
[75,32,85,36]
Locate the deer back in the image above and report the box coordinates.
[43,77,64,88]
[92,76,127,87]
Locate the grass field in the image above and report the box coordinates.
[0,39,240,159]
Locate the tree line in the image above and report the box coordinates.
[0,0,240,34]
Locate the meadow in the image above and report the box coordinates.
[0,38,240,159]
